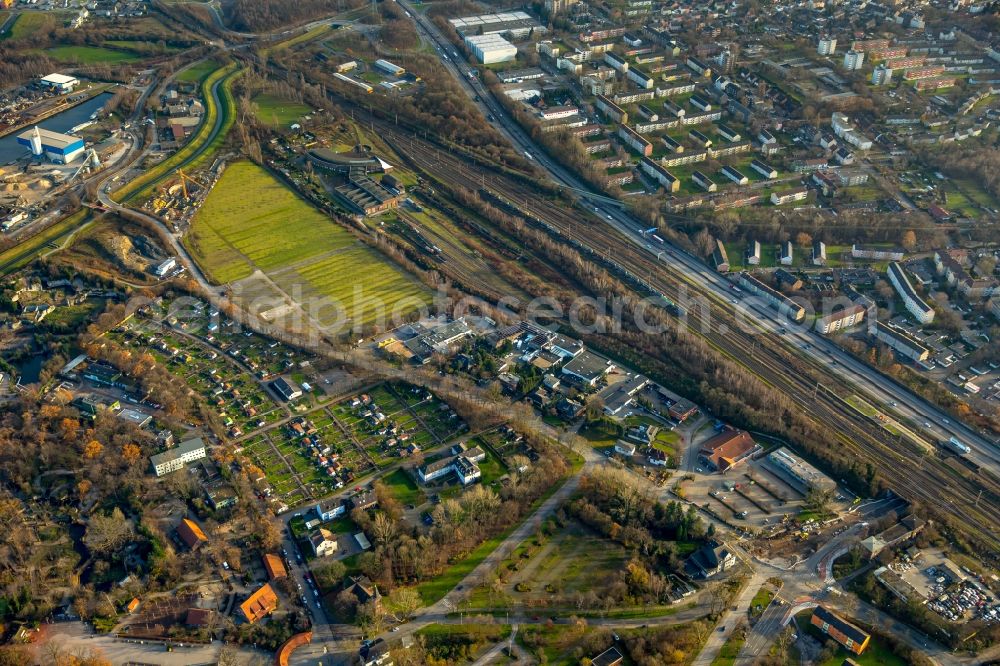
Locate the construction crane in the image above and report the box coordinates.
[177,169,203,200]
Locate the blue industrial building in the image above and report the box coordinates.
[17,126,86,164]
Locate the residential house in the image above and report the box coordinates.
[712,239,730,272]
[315,498,346,522]
[686,540,737,578]
[815,304,866,334]
[309,528,338,557]
[780,241,793,266]
[887,262,934,324]
[614,441,637,456]
[774,268,802,291]
[239,584,279,625]
[812,240,827,266]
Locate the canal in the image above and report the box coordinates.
[0,92,112,164]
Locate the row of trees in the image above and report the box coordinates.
[225,0,366,32]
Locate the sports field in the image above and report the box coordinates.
[252,94,311,127]
[187,161,430,330]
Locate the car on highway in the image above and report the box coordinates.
[942,418,950,425]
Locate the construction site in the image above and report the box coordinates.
[143,159,226,230]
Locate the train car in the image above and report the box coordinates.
[942,436,970,455]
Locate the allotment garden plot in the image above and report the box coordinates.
[111,318,286,435]
[242,381,468,510]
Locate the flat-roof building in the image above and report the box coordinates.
[449,11,545,39]
[873,322,930,362]
[40,73,79,93]
[887,262,934,324]
[465,34,518,64]
[561,351,614,386]
[150,437,207,476]
[815,304,866,334]
[737,272,806,321]
[767,447,836,493]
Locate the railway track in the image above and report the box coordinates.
[379,125,1000,555]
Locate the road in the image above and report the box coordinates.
[690,571,765,666]
[397,0,1000,477]
[0,11,17,37]
[469,625,516,666]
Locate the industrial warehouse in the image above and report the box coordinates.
[16,126,86,163]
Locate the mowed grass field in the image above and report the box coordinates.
[177,59,220,83]
[252,94,311,127]
[47,45,141,64]
[3,12,56,40]
[188,161,430,328]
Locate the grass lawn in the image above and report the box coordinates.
[417,623,511,641]
[43,299,106,328]
[577,419,620,448]
[177,59,220,83]
[711,625,747,666]
[724,241,778,270]
[0,209,93,276]
[47,45,141,64]
[416,532,506,605]
[749,583,775,619]
[187,161,430,327]
[381,468,426,506]
[3,12,56,40]
[845,395,902,437]
[252,94,311,127]
[416,467,574,605]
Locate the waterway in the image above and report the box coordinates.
[0,92,112,165]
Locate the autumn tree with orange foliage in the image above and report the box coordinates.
[83,440,104,459]
[122,443,142,465]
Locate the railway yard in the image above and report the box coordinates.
[362,115,1000,557]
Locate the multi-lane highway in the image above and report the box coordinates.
[397,0,999,473]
